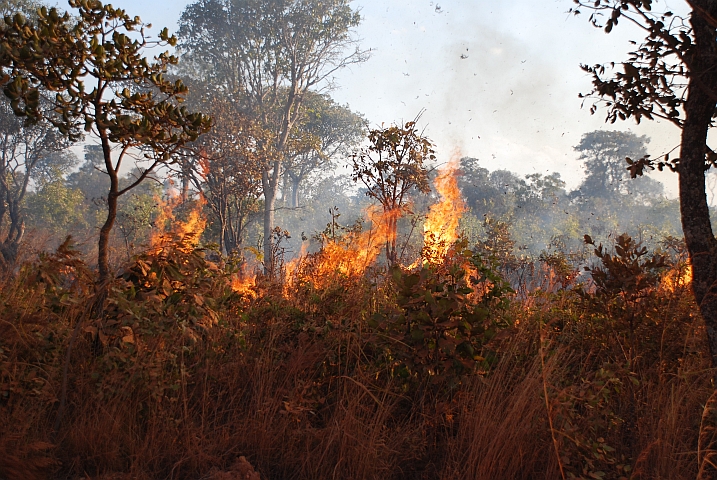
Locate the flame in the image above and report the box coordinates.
[422,156,465,263]
[285,241,309,281]
[662,263,692,292]
[286,205,402,288]
[150,195,206,253]
[231,271,256,298]
[319,205,399,276]
[227,153,469,294]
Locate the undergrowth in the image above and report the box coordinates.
[0,234,712,479]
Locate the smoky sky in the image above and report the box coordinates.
[117,0,686,195]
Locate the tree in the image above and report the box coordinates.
[0,0,211,282]
[282,91,365,208]
[66,145,110,229]
[350,120,433,264]
[572,0,717,371]
[24,176,86,239]
[574,130,664,201]
[575,130,649,197]
[177,0,367,275]
[458,157,531,219]
[0,100,74,265]
[187,96,267,256]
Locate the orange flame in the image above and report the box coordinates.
[285,241,309,280]
[318,205,399,276]
[423,156,465,263]
[231,270,256,298]
[662,263,692,292]
[150,195,206,253]
[286,205,402,288]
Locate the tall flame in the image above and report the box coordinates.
[423,156,465,263]
[662,263,692,292]
[150,195,206,253]
[236,153,468,294]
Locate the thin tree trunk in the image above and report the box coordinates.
[262,87,300,277]
[97,130,118,284]
[219,216,227,256]
[262,160,281,276]
[291,175,300,209]
[181,175,189,203]
[98,188,117,283]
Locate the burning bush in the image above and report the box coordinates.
[369,244,513,385]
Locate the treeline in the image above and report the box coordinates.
[4,125,686,274]
[0,0,692,277]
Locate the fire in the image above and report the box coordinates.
[231,271,256,298]
[422,156,465,263]
[289,153,467,284]
[150,195,206,253]
[286,205,401,287]
[285,241,309,281]
[232,153,467,294]
[662,263,692,292]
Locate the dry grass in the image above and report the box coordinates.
[0,240,714,479]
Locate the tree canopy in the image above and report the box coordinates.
[0,0,211,281]
[177,0,367,275]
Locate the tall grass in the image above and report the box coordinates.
[0,236,713,479]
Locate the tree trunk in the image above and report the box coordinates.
[262,160,281,276]
[219,216,227,256]
[97,189,117,283]
[181,174,190,203]
[680,9,717,374]
[98,131,118,285]
[291,175,300,209]
[0,198,23,265]
[385,214,398,265]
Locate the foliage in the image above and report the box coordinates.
[574,130,663,200]
[0,0,211,280]
[24,178,86,237]
[283,91,366,208]
[370,244,513,385]
[475,216,519,271]
[351,120,433,210]
[351,119,433,263]
[0,99,75,265]
[114,190,159,260]
[177,0,367,273]
[0,227,710,479]
[87,239,237,403]
[571,1,687,130]
[584,233,668,300]
[186,95,267,256]
[571,0,717,379]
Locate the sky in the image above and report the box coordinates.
[87,0,689,195]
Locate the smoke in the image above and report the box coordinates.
[330,0,682,195]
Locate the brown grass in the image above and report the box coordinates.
[0,241,714,479]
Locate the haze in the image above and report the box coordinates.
[110,0,686,194]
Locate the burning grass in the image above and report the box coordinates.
[0,171,714,479]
